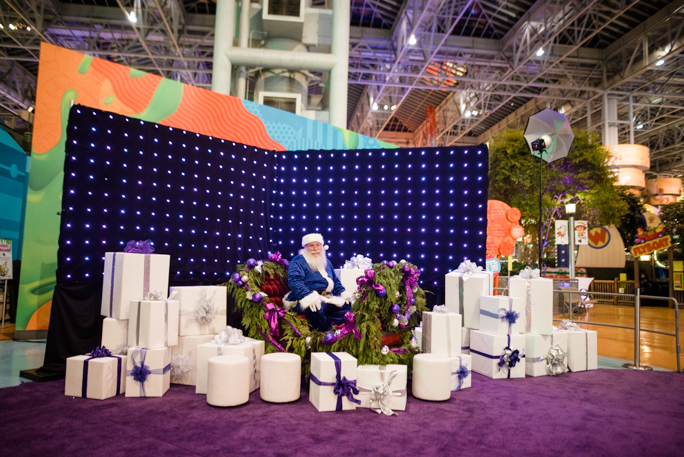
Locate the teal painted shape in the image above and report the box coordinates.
[0,125,29,260]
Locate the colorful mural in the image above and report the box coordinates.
[17,43,395,333]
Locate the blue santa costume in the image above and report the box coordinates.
[284,233,353,331]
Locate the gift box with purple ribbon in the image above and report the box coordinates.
[421,306,462,357]
[170,286,227,336]
[450,354,472,391]
[125,347,171,398]
[509,275,553,335]
[310,352,360,412]
[65,346,127,400]
[127,292,179,349]
[470,331,526,379]
[100,240,170,320]
[444,261,493,330]
[479,295,524,336]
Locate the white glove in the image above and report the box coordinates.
[340,290,353,304]
[326,296,346,307]
[300,291,322,312]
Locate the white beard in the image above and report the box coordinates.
[300,248,334,292]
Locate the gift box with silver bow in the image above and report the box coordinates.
[479,295,525,336]
[310,352,359,412]
[127,293,179,349]
[170,335,215,385]
[444,265,493,330]
[195,327,264,394]
[554,322,597,372]
[65,350,127,400]
[509,276,553,335]
[125,347,170,398]
[356,364,408,413]
[170,286,227,336]
[450,354,472,391]
[101,252,170,320]
[101,318,128,355]
[421,306,462,357]
[524,333,552,377]
[470,330,525,379]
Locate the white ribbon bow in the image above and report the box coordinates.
[213,326,246,346]
[344,254,373,270]
[518,267,540,280]
[457,260,484,277]
[432,305,450,314]
[555,319,581,331]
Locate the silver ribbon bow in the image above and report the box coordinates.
[456,260,484,277]
[213,326,246,346]
[343,254,373,270]
[545,345,567,376]
[432,305,450,314]
[110,344,129,356]
[555,319,581,331]
[518,267,540,280]
[407,305,417,315]
[189,288,218,330]
[170,353,194,383]
[370,368,399,416]
[145,290,164,301]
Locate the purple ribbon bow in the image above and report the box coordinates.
[124,239,155,254]
[356,269,386,301]
[452,362,471,391]
[89,346,112,358]
[498,347,521,379]
[128,348,171,397]
[82,346,121,398]
[310,353,361,411]
[498,297,519,335]
[402,264,420,312]
[258,302,302,352]
[267,251,290,268]
[322,312,361,344]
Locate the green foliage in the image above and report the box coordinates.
[616,190,646,250]
[224,260,428,377]
[488,128,628,263]
[499,260,532,276]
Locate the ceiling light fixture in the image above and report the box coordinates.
[655,59,665,66]
[127,11,138,23]
[408,34,417,45]
[536,48,545,57]
[636,124,644,130]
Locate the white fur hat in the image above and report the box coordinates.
[302,233,328,249]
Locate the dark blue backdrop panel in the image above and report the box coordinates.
[58,105,276,284]
[273,147,489,287]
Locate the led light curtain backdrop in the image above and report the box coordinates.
[60,106,488,289]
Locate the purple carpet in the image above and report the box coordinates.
[1,369,683,456]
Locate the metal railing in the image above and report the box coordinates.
[494,286,681,373]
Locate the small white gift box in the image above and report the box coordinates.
[65,352,127,400]
[101,252,170,320]
[462,327,471,354]
[334,268,365,295]
[412,327,422,351]
[551,328,569,355]
[170,286,227,336]
[128,297,179,349]
[170,334,215,385]
[196,334,264,394]
[356,364,408,413]
[421,307,462,356]
[310,352,359,412]
[125,347,170,398]
[479,295,525,335]
[562,329,598,372]
[101,318,128,354]
[450,354,472,391]
[509,277,553,335]
[470,331,525,379]
[525,333,552,377]
[445,270,492,329]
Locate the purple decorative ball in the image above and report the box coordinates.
[231,272,241,282]
[391,304,400,314]
[411,297,416,305]
[324,332,335,343]
[388,261,396,268]
[252,293,263,302]
[246,258,257,268]
[236,280,244,287]
[404,312,411,321]
[383,260,388,265]
[377,286,387,298]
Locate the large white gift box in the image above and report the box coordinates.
[525,333,552,377]
[356,364,408,413]
[170,334,215,385]
[65,352,127,400]
[563,329,598,372]
[450,354,472,391]
[128,298,179,349]
[509,277,553,335]
[170,286,227,336]
[125,347,170,397]
[479,295,525,335]
[471,331,525,379]
[462,327,471,354]
[445,270,492,329]
[421,307,462,356]
[334,268,365,295]
[551,328,569,355]
[196,334,264,394]
[101,318,128,354]
[310,352,359,412]
[101,252,170,320]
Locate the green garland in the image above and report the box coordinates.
[222,257,428,374]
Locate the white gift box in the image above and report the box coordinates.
[445,270,492,329]
[65,353,127,400]
[170,334,215,385]
[196,338,264,394]
[170,286,227,336]
[128,299,179,349]
[334,268,365,295]
[310,352,359,412]
[525,333,552,377]
[421,310,462,356]
[101,252,170,320]
[356,364,408,412]
[551,328,569,355]
[479,295,525,335]
[412,327,422,351]
[471,330,525,379]
[563,329,598,372]
[101,318,128,354]
[462,327,471,354]
[125,347,170,398]
[450,354,472,391]
[509,277,553,335]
